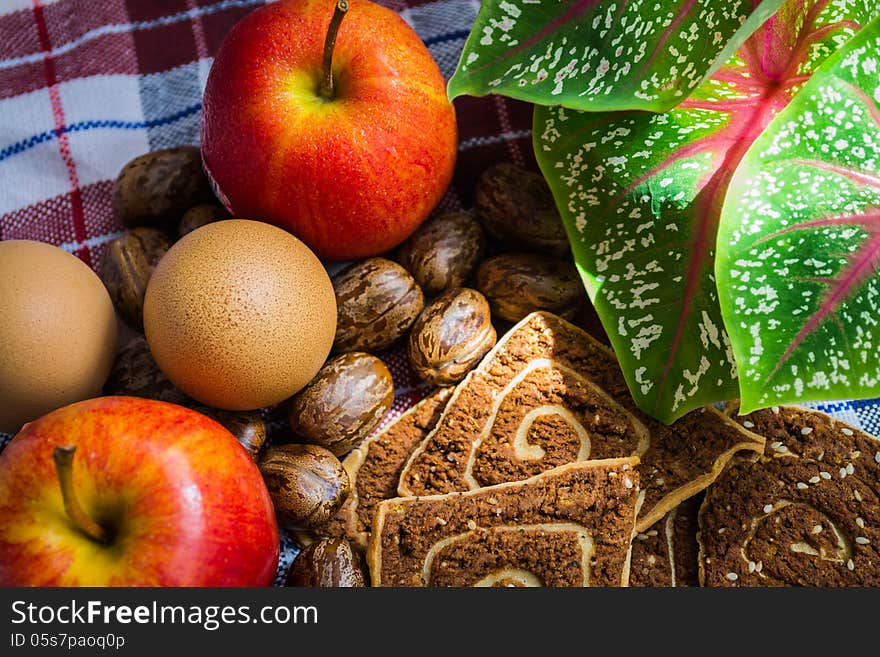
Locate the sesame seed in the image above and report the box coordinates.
[763,504,773,513]
[874,452,880,464]
[719,528,726,534]
[809,476,821,484]
[771,407,780,414]
[637,533,649,541]
[840,468,848,479]
[494,507,502,515]
[756,562,763,573]
[647,530,658,537]
[855,489,863,502]
[748,561,756,573]
[770,441,783,450]
[726,572,738,581]
[847,463,854,475]
[856,537,870,545]
[817,450,825,461]
[796,482,808,490]
[777,445,789,453]
[467,520,477,530]
[820,471,832,480]
[801,427,813,435]
[847,560,855,571]
[812,525,823,534]
[842,428,854,436]
[624,477,634,489]
[436,517,447,526]
[856,517,865,528]
[743,421,755,429]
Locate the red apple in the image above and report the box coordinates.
[201,0,457,260]
[0,397,279,586]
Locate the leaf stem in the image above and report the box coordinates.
[318,0,349,100]
[53,446,107,544]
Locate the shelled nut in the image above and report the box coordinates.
[408,288,496,385]
[112,146,213,228]
[289,352,394,456]
[332,258,424,353]
[396,212,485,296]
[259,444,350,530]
[286,538,366,587]
[476,253,583,322]
[475,162,569,256]
[100,228,171,330]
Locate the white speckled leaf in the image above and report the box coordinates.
[536,0,876,423]
[448,0,783,112]
[717,16,880,413]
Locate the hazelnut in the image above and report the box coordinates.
[259,444,350,530]
[333,258,424,352]
[289,353,394,456]
[100,228,171,330]
[408,288,496,385]
[286,538,366,587]
[396,212,485,296]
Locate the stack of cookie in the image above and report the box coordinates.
[300,312,880,586]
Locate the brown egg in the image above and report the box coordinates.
[0,240,117,434]
[143,220,336,410]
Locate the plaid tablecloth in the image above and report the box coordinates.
[0,0,534,425]
[2,0,879,582]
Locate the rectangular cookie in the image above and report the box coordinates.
[369,457,641,587]
[634,406,765,532]
[629,495,702,587]
[398,313,650,495]
[305,388,453,550]
[398,311,764,532]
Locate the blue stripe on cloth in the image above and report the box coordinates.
[0,103,202,163]
[423,29,471,47]
[0,22,472,164]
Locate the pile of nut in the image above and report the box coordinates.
[100,147,587,586]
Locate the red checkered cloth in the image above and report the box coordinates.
[0,0,535,407]
[0,0,536,581]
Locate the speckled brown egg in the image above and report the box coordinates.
[143,220,336,410]
[0,240,117,434]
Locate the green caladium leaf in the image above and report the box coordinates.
[717,16,880,413]
[448,0,784,112]
[535,0,876,422]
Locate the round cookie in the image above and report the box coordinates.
[700,407,880,586]
[699,406,880,586]
[699,458,880,586]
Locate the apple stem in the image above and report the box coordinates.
[53,446,108,544]
[318,0,349,100]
